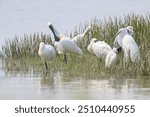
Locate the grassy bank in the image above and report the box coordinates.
[2,14,150,76]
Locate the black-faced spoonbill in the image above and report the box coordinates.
[87,38,118,68]
[113,28,140,63]
[72,26,91,43]
[38,42,56,71]
[87,38,112,59]
[47,22,83,63]
[47,22,91,44]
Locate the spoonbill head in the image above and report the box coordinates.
[126,26,135,37]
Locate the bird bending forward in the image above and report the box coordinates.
[113,28,140,63]
[88,38,118,68]
[38,42,56,71]
[47,21,83,63]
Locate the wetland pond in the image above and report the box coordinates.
[0,0,150,99]
[0,59,150,100]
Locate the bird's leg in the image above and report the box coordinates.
[57,53,61,59]
[63,54,67,63]
[123,55,130,70]
[97,58,102,69]
[45,62,48,72]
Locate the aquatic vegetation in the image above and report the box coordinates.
[2,33,52,58]
[2,14,150,76]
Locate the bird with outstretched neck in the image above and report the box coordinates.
[47,21,83,63]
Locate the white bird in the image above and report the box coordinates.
[113,28,128,49]
[38,42,56,71]
[48,22,83,63]
[87,38,118,68]
[126,26,135,38]
[113,28,140,63]
[87,38,112,59]
[105,48,118,68]
[122,35,140,62]
[47,22,91,44]
[72,26,91,43]
[113,26,135,50]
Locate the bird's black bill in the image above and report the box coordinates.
[117,47,122,53]
[48,25,60,41]
[113,31,120,39]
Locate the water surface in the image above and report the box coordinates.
[0,59,150,100]
[0,0,150,100]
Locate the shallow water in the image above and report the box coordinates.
[0,0,150,100]
[0,59,150,100]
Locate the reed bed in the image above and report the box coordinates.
[2,14,150,77]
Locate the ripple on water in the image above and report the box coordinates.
[0,60,150,99]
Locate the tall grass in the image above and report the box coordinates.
[3,33,51,58]
[2,14,150,76]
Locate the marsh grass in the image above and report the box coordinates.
[3,33,52,58]
[2,14,150,77]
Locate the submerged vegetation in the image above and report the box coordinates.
[2,14,150,76]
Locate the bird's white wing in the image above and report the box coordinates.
[60,39,83,56]
[45,45,55,53]
[113,35,122,48]
[44,45,56,59]
[100,41,112,50]
[122,35,140,62]
[92,42,111,58]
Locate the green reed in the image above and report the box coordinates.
[2,32,51,58]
